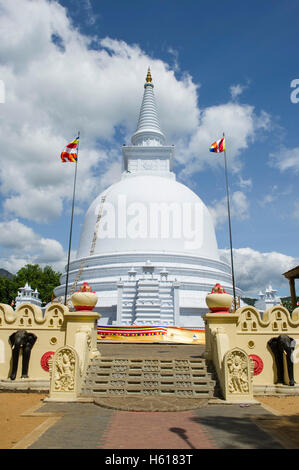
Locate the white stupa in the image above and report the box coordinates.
[255,284,281,313]
[15,282,42,309]
[54,68,241,327]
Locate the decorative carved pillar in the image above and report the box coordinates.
[47,308,101,401]
[64,311,100,359]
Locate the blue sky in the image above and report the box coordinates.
[0,0,298,298]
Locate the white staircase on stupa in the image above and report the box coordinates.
[118,279,136,325]
[135,277,161,324]
[116,265,179,326]
[159,279,175,325]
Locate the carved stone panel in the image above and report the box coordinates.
[223,348,253,401]
[50,346,79,398]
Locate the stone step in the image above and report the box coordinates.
[82,387,215,398]
[83,343,218,405]
[82,351,218,400]
[82,345,216,403]
[88,364,208,372]
[87,377,216,387]
[91,357,207,366]
[87,360,211,376]
[90,361,207,370]
[86,365,211,373]
[84,386,216,396]
[83,381,214,389]
[86,369,211,380]
[88,368,209,376]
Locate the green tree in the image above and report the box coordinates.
[0,276,14,304]
[12,264,62,305]
[281,296,299,314]
[38,265,62,304]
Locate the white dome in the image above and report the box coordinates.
[77,174,219,261]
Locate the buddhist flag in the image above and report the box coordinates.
[61,136,79,162]
[209,136,225,153]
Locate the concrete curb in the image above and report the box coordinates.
[93,396,211,412]
[0,379,49,392]
[254,384,299,395]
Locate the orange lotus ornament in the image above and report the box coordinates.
[205,283,233,313]
[71,282,98,311]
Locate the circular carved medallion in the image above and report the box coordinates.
[41,351,55,372]
[249,354,263,376]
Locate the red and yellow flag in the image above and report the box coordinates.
[61,136,79,162]
[209,136,225,153]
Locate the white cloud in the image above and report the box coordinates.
[230,84,247,100]
[4,189,63,223]
[219,247,298,296]
[259,194,276,207]
[0,0,200,224]
[0,219,68,273]
[1,256,33,276]
[178,103,271,179]
[0,219,37,250]
[237,176,252,189]
[209,191,250,226]
[269,146,299,173]
[259,185,293,208]
[81,0,98,25]
[167,47,180,72]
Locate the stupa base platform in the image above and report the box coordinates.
[97,326,205,344]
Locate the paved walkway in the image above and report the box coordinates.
[10,344,291,451]
[24,400,284,450]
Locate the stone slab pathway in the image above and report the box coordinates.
[27,401,284,450]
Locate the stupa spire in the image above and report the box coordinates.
[131,68,166,146]
[146,67,152,83]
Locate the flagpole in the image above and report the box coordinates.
[223,132,237,311]
[64,131,80,306]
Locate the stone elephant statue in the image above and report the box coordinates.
[9,330,37,380]
[268,335,296,386]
